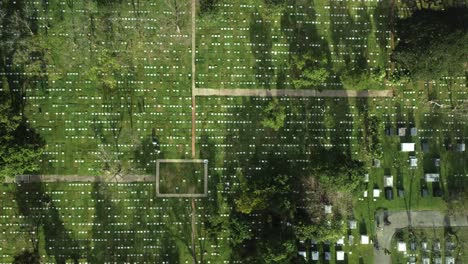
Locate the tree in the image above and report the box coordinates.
[200,0,219,15]
[264,0,287,6]
[235,191,268,214]
[13,250,40,264]
[228,218,253,246]
[0,1,35,55]
[234,170,293,216]
[227,160,299,261]
[294,219,347,243]
[291,147,364,242]
[292,68,329,89]
[391,7,468,82]
[258,239,296,264]
[165,0,190,33]
[290,54,329,89]
[261,99,286,131]
[308,148,365,193]
[0,1,44,182]
[0,93,44,181]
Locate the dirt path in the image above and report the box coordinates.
[190,0,197,159]
[191,198,197,264]
[194,88,393,97]
[10,174,154,183]
[374,211,468,264]
[190,1,198,263]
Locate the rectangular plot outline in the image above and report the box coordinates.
[156,159,208,197]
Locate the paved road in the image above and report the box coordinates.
[374,211,468,264]
[194,88,393,97]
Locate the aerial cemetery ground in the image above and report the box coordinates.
[0,0,467,263]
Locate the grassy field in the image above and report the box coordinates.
[22,0,193,176]
[0,0,466,263]
[0,182,232,263]
[158,161,206,194]
[196,0,391,90]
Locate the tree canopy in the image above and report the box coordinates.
[261,99,286,131]
[13,250,40,264]
[222,147,365,261]
[290,54,329,89]
[391,7,468,82]
[0,1,44,181]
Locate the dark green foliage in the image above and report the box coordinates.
[281,0,332,90]
[261,99,286,131]
[291,146,364,242]
[309,147,365,192]
[373,0,390,51]
[226,142,364,260]
[225,155,299,262]
[391,7,468,81]
[229,218,253,245]
[290,54,329,89]
[235,173,293,215]
[0,112,44,181]
[200,0,219,15]
[13,250,40,264]
[257,238,297,264]
[294,219,347,242]
[95,0,122,7]
[0,0,44,181]
[264,0,286,6]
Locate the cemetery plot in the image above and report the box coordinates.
[0,0,466,263]
[156,159,208,196]
[196,0,391,90]
[391,227,466,264]
[196,95,366,164]
[194,79,466,262]
[0,182,229,263]
[20,0,195,175]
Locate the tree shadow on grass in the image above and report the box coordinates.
[328,1,374,87]
[373,1,390,52]
[280,0,327,57]
[89,182,181,263]
[161,198,198,263]
[14,182,81,264]
[89,182,150,263]
[219,96,361,259]
[249,10,275,89]
[134,136,158,174]
[280,0,333,90]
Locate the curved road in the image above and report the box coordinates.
[374,211,468,264]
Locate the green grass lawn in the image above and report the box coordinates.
[0,0,466,263]
[22,0,194,175]
[158,161,205,194]
[196,0,390,90]
[5,79,463,262]
[0,182,231,263]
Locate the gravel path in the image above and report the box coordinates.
[194,88,393,97]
